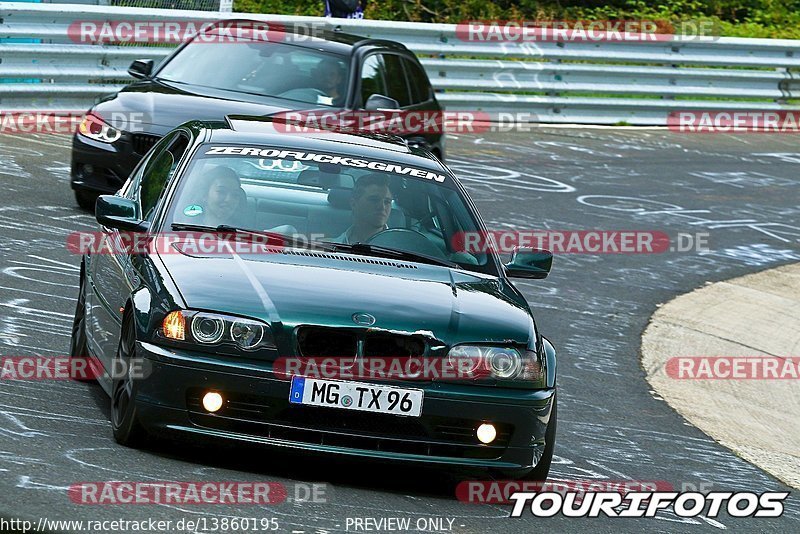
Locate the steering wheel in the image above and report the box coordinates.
[366,228,449,259]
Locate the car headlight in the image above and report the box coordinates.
[447,344,483,375]
[191,314,225,344]
[230,319,265,350]
[446,344,543,385]
[160,310,275,352]
[485,347,523,378]
[78,113,122,143]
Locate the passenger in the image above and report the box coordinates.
[194,167,247,228]
[333,173,393,244]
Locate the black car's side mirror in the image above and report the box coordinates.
[505,248,553,279]
[96,195,149,232]
[364,94,400,111]
[128,59,154,80]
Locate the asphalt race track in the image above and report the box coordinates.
[1,128,799,533]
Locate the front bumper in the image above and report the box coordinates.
[135,341,555,470]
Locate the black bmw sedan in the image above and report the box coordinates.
[70,20,443,210]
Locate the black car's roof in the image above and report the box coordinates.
[201,19,409,56]
[191,117,447,171]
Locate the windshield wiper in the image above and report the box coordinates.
[330,242,459,269]
[170,223,252,235]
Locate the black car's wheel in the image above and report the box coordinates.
[520,393,557,481]
[74,190,96,212]
[111,312,147,447]
[69,266,96,382]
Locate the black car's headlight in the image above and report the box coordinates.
[159,310,275,352]
[78,113,122,143]
[447,344,543,386]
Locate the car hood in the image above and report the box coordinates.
[158,248,535,348]
[93,79,322,135]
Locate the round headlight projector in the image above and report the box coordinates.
[231,320,264,350]
[486,347,523,379]
[191,315,225,344]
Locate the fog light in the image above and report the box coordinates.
[202,391,223,412]
[476,423,496,444]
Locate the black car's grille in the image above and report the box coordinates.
[186,390,512,459]
[295,327,427,359]
[132,133,161,155]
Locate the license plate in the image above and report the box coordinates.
[289,377,423,417]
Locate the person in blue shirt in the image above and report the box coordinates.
[324,0,366,19]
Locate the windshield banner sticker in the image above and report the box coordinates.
[204,147,446,183]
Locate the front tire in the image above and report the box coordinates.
[69,265,96,382]
[74,190,96,212]
[111,312,148,447]
[520,393,557,481]
[492,393,557,481]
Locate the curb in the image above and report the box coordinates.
[641,262,800,489]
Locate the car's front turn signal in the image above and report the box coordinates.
[162,310,186,341]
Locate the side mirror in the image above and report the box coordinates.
[95,195,149,232]
[505,248,553,279]
[128,59,154,80]
[364,94,400,111]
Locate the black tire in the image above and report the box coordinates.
[69,266,96,382]
[111,312,148,447]
[520,393,557,481]
[74,190,97,212]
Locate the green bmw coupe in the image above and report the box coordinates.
[69,116,557,480]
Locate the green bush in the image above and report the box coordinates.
[233,0,800,39]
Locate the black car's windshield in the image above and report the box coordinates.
[156,39,349,107]
[164,144,495,274]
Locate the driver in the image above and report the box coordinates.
[332,173,393,244]
[313,58,346,106]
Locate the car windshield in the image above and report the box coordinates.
[155,39,349,107]
[164,144,495,274]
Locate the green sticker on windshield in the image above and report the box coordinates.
[184,204,203,217]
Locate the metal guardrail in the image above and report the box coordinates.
[2,2,800,124]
